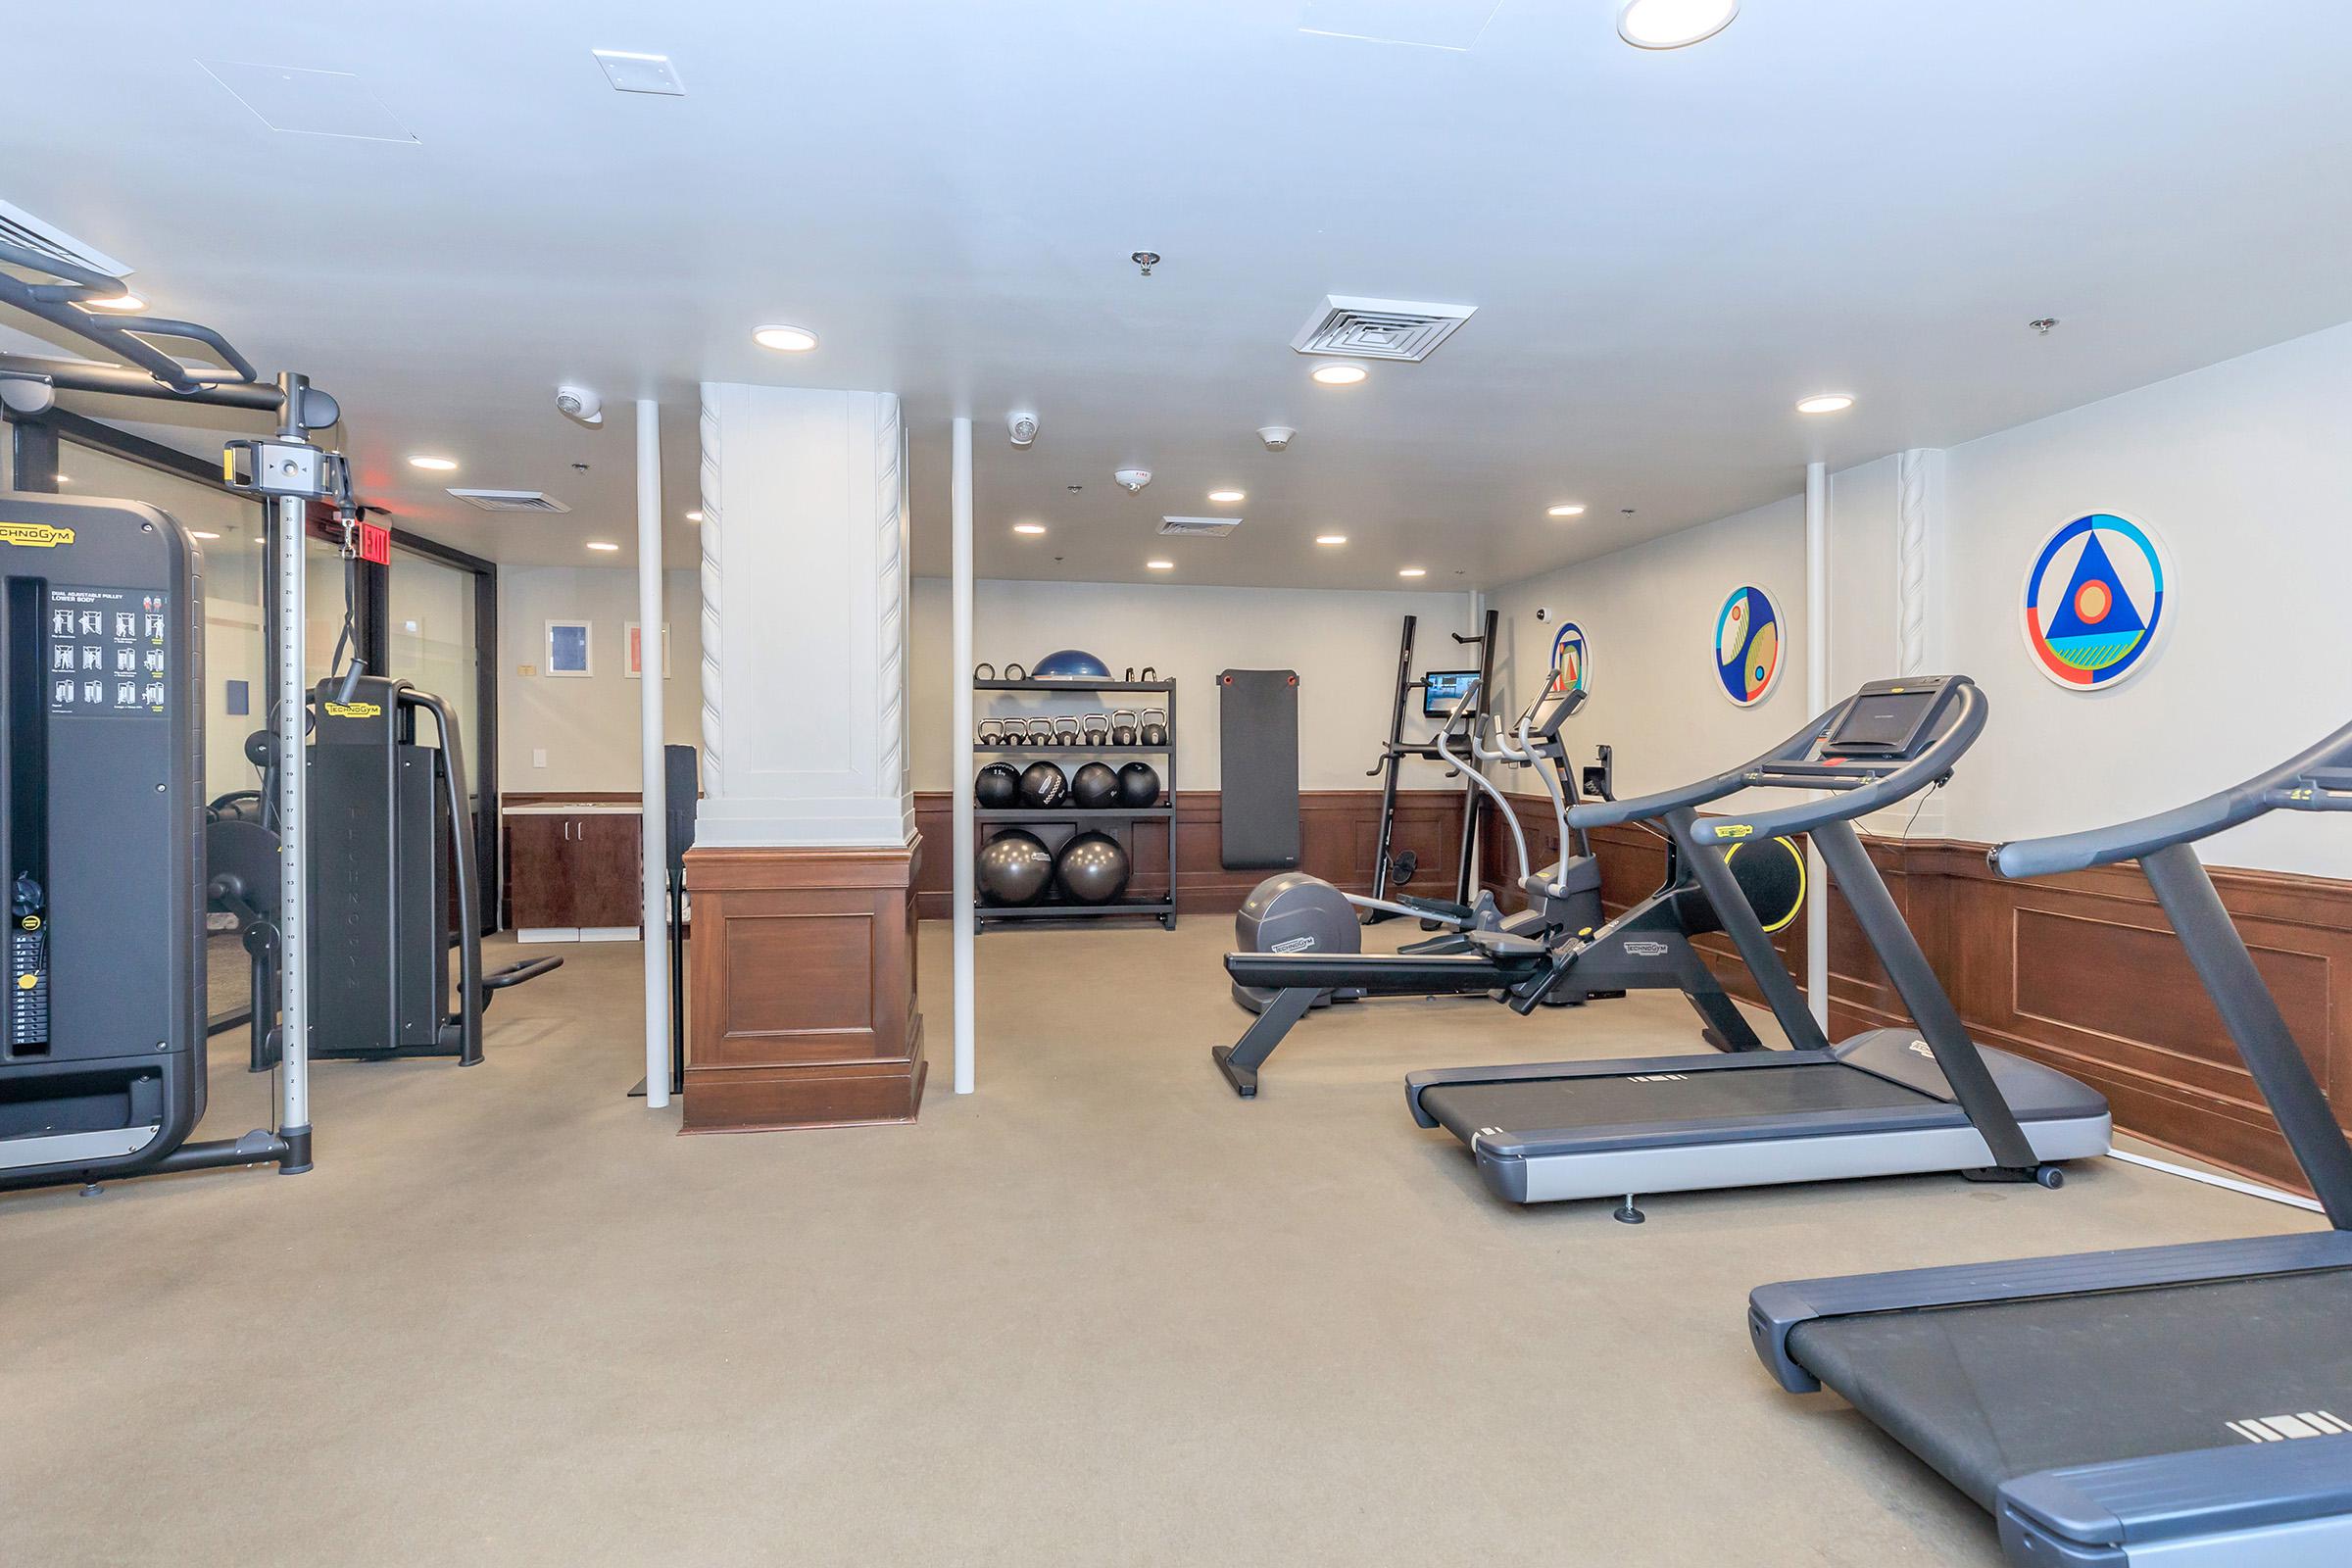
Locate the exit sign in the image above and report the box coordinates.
[359,520,392,564]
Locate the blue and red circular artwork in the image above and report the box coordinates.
[1713,585,1783,706]
[1549,620,1591,695]
[2021,514,2169,690]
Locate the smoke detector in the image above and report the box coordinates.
[1291,295,1477,362]
[1257,425,1296,452]
[1113,467,1152,494]
[448,488,571,514]
[1160,515,1240,538]
[1007,411,1039,448]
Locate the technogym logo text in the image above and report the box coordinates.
[2227,1411,2350,1444]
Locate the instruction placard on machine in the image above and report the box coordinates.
[46,585,170,717]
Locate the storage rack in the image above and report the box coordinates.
[973,675,1177,929]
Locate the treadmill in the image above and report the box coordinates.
[1406,675,2111,1217]
[1750,722,2352,1567]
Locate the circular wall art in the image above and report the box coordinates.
[1713,584,1785,706]
[1548,619,1591,694]
[2020,512,2171,691]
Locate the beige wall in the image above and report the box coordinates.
[1488,316,2352,879]
[497,566,702,794]
[908,577,1482,793]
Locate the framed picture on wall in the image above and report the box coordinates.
[625,622,669,680]
[545,619,593,678]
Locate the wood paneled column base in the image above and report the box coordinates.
[682,836,924,1133]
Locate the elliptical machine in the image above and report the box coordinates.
[1214,677,1807,1098]
[1233,674,1604,1010]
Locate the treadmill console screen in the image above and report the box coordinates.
[1519,684,1585,741]
[1823,679,1953,758]
[1423,669,1481,719]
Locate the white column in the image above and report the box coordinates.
[1804,460,1830,1028]
[636,399,671,1107]
[1892,447,1947,835]
[951,418,977,1095]
[695,384,912,847]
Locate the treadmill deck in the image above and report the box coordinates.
[1785,1270,2352,1513]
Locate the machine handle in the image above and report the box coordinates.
[1993,714,2352,878]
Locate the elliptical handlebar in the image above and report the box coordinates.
[1992,715,2352,879]
[1434,680,1534,891]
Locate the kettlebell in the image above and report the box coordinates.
[1111,710,1140,747]
[1054,715,1082,748]
[977,719,1003,746]
[1026,718,1056,749]
[1083,712,1110,747]
[1140,709,1168,748]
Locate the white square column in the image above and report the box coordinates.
[695,383,912,848]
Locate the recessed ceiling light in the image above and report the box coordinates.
[190,530,220,540]
[1311,364,1369,386]
[1147,559,1175,570]
[1398,566,1427,578]
[684,510,704,522]
[1316,534,1348,546]
[408,455,459,471]
[753,324,819,353]
[1796,392,1856,415]
[82,292,146,312]
[53,475,70,485]
[1207,489,1246,504]
[1618,0,1740,50]
[1547,504,1587,518]
[587,541,620,552]
[1012,522,1047,536]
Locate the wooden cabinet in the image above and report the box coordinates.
[506,810,643,937]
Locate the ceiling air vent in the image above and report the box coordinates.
[1290,294,1476,362]
[448,488,570,514]
[0,198,131,279]
[1159,515,1240,537]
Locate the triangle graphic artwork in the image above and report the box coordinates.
[2041,528,2146,670]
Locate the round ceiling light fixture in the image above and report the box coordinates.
[1311,364,1369,386]
[1146,559,1175,570]
[1315,534,1348,546]
[1618,0,1740,50]
[587,541,621,553]
[1795,392,1856,415]
[407,455,459,471]
[1012,522,1047,536]
[1207,489,1246,505]
[753,324,819,354]
[1398,566,1427,578]
[685,511,704,522]
[1547,503,1587,518]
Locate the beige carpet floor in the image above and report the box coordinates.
[2,918,2316,1567]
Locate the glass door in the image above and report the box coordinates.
[389,540,497,934]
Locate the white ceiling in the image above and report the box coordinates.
[6,2,2352,587]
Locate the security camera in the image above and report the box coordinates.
[1534,606,1550,623]
[1007,411,1039,448]
[1256,425,1296,452]
[556,385,604,426]
[1113,467,1152,494]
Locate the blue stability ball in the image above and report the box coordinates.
[1030,649,1111,680]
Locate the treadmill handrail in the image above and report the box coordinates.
[1685,681,1987,843]
[1991,714,2352,878]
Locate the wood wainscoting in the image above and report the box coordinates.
[681,839,925,1132]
